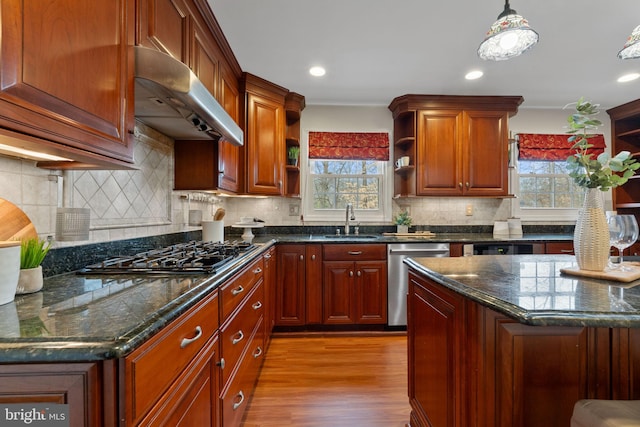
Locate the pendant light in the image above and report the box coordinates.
[477,0,539,61]
[618,25,640,59]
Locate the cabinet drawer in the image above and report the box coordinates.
[220,256,264,320]
[323,244,386,261]
[220,317,266,427]
[220,281,265,386]
[124,292,218,424]
[545,241,574,255]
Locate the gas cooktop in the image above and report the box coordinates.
[80,240,256,274]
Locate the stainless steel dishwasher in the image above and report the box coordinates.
[387,242,450,326]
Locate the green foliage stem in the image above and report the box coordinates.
[20,238,51,269]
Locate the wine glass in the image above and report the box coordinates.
[608,215,639,267]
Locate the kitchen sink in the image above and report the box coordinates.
[323,235,380,239]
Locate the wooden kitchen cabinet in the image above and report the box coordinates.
[607,98,640,227]
[275,244,306,326]
[0,362,106,427]
[305,244,324,324]
[388,95,523,197]
[123,291,219,426]
[322,244,387,325]
[241,73,288,196]
[217,61,243,193]
[545,241,575,255]
[408,270,608,427]
[0,0,135,169]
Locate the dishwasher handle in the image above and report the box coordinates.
[389,248,449,255]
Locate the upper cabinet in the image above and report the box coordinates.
[607,99,640,219]
[0,0,135,169]
[388,95,523,197]
[241,73,288,196]
[284,93,305,198]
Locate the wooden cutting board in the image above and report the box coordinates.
[382,231,436,237]
[560,265,640,283]
[0,198,37,241]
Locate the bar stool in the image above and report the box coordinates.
[571,400,640,427]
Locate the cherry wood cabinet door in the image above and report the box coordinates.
[408,271,466,427]
[305,244,324,324]
[137,0,189,61]
[463,110,509,197]
[275,245,306,325]
[417,110,463,196]
[355,260,387,324]
[323,260,356,324]
[244,91,285,195]
[0,0,134,164]
[218,62,242,193]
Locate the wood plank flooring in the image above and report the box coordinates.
[241,333,411,427]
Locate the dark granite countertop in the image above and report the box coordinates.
[405,255,640,328]
[0,241,275,363]
[255,233,573,244]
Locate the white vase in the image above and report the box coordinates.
[0,241,21,305]
[397,225,409,234]
[573,188,610,271]
[16,266,43,294]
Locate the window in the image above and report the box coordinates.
[311,159,383,210]
[513,133,606,220]
[518,160,584,209]
[303,131,390,222]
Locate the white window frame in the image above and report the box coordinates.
[300,132,392,223]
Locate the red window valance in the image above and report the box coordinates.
[308,131,389,161]
[517,133,606,161]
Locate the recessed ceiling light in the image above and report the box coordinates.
[617,73,640,83]
[309,66,326,77]
[465,70,484,80]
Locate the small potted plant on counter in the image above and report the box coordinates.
[393,210,412,234]
[288,146,300,166]
[17,238,51,294]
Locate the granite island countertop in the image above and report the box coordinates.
[0,241,275,363]
[405,254,640,328]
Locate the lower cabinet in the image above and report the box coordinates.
[322,244,387,325]
[0,362,106,426]
[408,270,612,427]
[275,244,306,326]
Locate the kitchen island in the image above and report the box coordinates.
[405,255,640,427]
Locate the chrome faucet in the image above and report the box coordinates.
[345,203,356,235]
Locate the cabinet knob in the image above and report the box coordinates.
[465,182,470,189]
[349,270,354,277]
[357,270,362,277]
[300,255,304,261]
[459,182,463,189]
[311,254,316,260]
[217,358,226,369]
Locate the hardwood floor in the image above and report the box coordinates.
[241,333,411,427]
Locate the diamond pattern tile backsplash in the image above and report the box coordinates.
[72,131,171,228]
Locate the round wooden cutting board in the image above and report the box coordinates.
[0,198,37,241]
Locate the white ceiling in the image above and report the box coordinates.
[207,0,640,111]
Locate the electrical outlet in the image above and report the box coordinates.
[289,204,299,216]
[466,204,473,216]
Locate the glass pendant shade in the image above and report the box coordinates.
[618,25,640,59]
[478,2,539,61]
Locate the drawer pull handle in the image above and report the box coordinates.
[348,251,362,255]
[232,285,244,296]
[253,346,263,358]
[252,301,263,310]
[253,267,263,274]
[264,253,272,259]
[233,390,245,410]
[180,326,203,348]
[560,249,573,253]
[232,330,245,345]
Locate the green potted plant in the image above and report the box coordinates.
[16,238,52,294]
[288,146,300,166]
[393,210,412,234]
[565,98,639,271]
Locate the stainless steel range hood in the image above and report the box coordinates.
[134,46,243,146]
